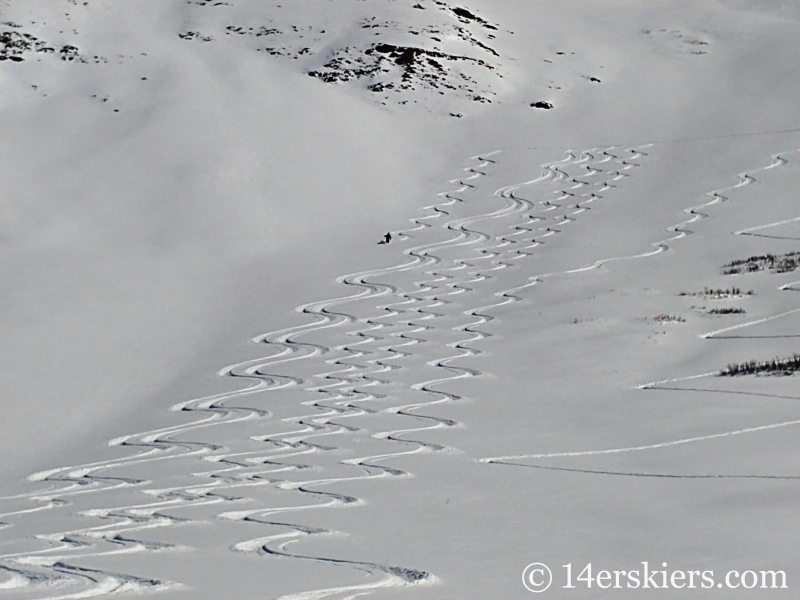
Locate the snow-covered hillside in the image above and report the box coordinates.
[1,1,798,598]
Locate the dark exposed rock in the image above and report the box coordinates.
[60,45,80,58]
[427,57,444,70]
[366,43,493,68]
[368,81,394,92]
[452,7,478,20]
[307,40,497,106]
[178,31,214,42]
[208,6,502,109]
[1,30,55,61]
[226,25,279,37]
[395,48,419,65]
[451,6,498,30]
[530,101,553,109]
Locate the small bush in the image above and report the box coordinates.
[708,307,745,315]
[775,256,799,273]
[679,287,754,298]
[720,353,800,376]
[653,314,685,323]
[722,251,799,275]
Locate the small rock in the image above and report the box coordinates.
[452,7,479,21]
[395,48,419,65]
[530,101,553,109]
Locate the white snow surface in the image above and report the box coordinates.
[1,0,798,598]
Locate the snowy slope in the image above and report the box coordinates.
[1,1,798,598]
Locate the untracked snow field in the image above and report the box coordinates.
[1,1,798,599]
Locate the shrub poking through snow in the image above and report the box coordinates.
[720,353,800,376]
[775,253,800,273]
[653,314,685,323]
[679,287,754,298]
[708,307,745,315]
[721,251,800,275]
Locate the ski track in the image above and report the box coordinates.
[480,147,800,480]
[3,144,798,598]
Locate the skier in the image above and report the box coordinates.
[380,232,392,244]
